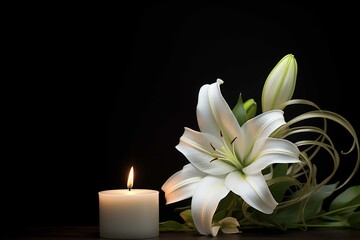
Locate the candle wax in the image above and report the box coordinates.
[99,189,159,239]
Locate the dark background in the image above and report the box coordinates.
[2,1,359,228]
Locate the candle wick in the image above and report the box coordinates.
[128,187,132,191]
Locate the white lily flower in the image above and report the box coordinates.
[162,79,300,236]
[261,54,297,112]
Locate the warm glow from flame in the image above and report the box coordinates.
[127,166,134,190]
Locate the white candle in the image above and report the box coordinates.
[98,167,159,239]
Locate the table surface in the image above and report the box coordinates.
[0,226,359,240]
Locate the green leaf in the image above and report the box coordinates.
[270,180,296,203]
[330,185,360,212]
[256,202,301,228]
[306,217,349,227]
[232,93,247,126]
[269,164,294,202]
[174,205,191,213]
[159,220,196,232]
[213,192,239,221]
[255,183,338,229]
[180,209,195,228]
[273,163,288,178]
[302,183,338,220]
[348,211,360,228]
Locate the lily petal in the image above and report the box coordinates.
[225,171,277,214]
[191,175,230,237]
[239,110,286,161]
[176,127,236,175]
[196,79,245,152]
[161,164,206,204]
[196,79,223,136]
[242,110,286,141]
[243,138,300,174]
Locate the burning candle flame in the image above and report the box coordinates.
[127,166,134,191]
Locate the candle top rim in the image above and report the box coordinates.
[98,189,159,196]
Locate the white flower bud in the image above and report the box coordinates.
[261,54,297,112]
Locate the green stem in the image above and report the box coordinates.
[310,204,360,219]
[225,196,237,217]
[286,223,349,228]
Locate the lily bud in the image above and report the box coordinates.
[232,93,257,126]
[261,54,297,112]
[243,98,257,120]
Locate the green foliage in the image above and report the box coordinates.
[159,208,196,232]
[160,184,360,232]
[330,185,360,213]
[159,220,195,232]
[232,93,257,126]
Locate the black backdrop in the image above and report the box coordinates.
[3,1,360,228]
